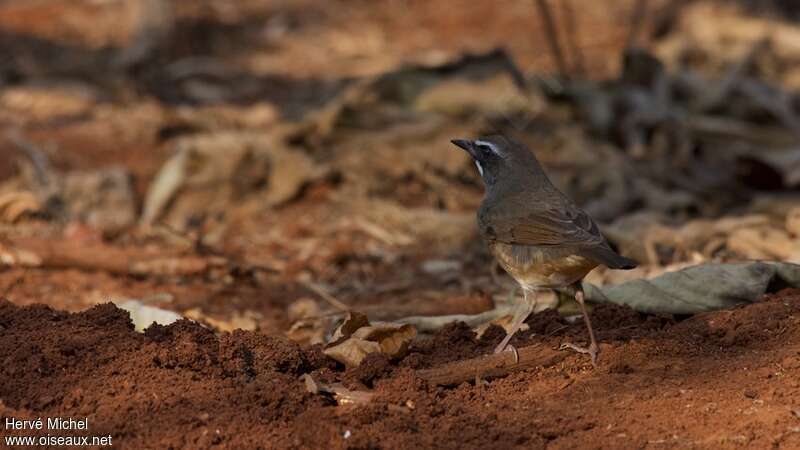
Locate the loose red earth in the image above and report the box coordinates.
[2,289,799,449]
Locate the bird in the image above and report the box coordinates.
[451,135,637,366]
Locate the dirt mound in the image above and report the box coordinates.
[2,290,800,449]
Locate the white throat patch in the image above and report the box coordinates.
[475,160,484,176]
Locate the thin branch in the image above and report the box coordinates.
[0,237,228,277]
[561,0,586,76]
[6,131,53,186]
[534,0,570,78]
[626,0,649,48]
[301,280,351,312]
[691,38,770,113]
[394,303,515,333]
[416,343,568,386]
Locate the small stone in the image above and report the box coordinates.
[744,390,758,399]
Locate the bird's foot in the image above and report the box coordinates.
[494,342,520,364]
[559,341,599,367]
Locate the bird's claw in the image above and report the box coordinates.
[494,342,520,364]
[559,342,599,367]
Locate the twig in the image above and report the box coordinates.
[394,302,515,333]
[302,374,374,405]
[561,0,585,76]
[0,273,24,299]
[301,280,351,312]
[6,131,53,186]
[348,218,413,246]
[687,115,796,147]
[416,343,567,386]
[626,0,649,48]
[113,0,173,69]
[0,237,227,276]
[738,79,800,142]
[691,38,770,113]
[648,0,692,40]
[534,0,570,78]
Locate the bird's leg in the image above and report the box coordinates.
[559,284,600,367]
[494,288,536,355]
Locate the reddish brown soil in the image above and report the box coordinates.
[2,1,799,449]
[2,289,800,449]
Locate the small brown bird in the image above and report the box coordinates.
[452,135,637,365]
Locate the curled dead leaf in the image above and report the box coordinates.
[115,300,183,332]
[183,308,260,332]
[787,207,800,236]
[287,297,321,323]
[352,324,416,356]
[286,296,335,346]
[324,338,382,367]
[323,317,417,367]
[330,311,370,341]
[301,374,374,406]
[129,256,227,276]
[141,132,324,230]
[0,245,42,267]
[727,227,800,261]
[0,191,41,223]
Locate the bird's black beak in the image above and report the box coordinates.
[451,139,476,159]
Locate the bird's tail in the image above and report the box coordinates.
[587,246,638,270]
[606,254,638,270]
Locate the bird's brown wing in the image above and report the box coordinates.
[478,195,638,269]
[479,199,605,248]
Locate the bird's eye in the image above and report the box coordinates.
[474,141,500,157]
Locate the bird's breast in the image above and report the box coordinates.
[489,242,597,289]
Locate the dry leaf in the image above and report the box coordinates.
[142,132,324,230]
[0,191,41,223]
[301,374,374,405]
[728,227,800,261]
[323,338,382,367]
[286,318,330,346]
[323,317,417,367]
[183,308,260,332]
[0,245,42,267]
[352,324,417,356]
[129,256,227,276]
[116,300,183,332]
[286,296,335,345]
[787,207,800,236]
[330,311,370,342]
[287,297,321,322]
[61,167,137,233]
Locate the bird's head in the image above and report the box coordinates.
[451,135,541,189]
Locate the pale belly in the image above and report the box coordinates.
[490,242,597,289]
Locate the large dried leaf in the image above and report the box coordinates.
[115,300,183,332]
[330,311,370,342]
[301,374,374,406]
[323,319,417,367]
[352,323,417,356]
[727,227,800,261]
[0,191,41,223]
[323,338,381,367]
[584,262,800,315]
[183,308,260,332]
[141,132,324,229]
[0,162,136,232]
[285,298,332,346]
